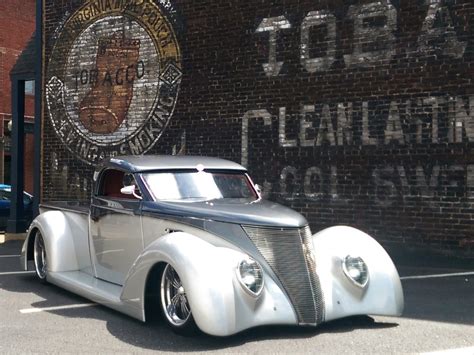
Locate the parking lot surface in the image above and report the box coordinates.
[1,240,473,354]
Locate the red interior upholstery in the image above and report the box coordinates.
[102,170,125,198]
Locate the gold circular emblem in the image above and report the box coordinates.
[46,0,182,165]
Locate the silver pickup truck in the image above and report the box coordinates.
[21,155,403,336]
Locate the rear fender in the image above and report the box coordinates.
[21,211,89,273]
[312,226,404,321]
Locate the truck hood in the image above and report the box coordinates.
[141,198,308,228]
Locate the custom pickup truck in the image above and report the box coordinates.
[21,155,403,336]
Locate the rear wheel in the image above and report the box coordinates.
[160,263,198,335]
[33,231,47,283]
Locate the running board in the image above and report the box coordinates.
[47,271,145,321]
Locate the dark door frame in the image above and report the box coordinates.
[7,0,42,233]
[7,77,27,233]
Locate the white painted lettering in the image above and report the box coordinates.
[397,165,410,196]
[372,166,397,206]
[256,16,292,76]
[468,165,474,198]
[241,109,272,167]
[385,101,405,144]
[280,166,298,200]
[337,103,353,145]
[279,107,297,147]
[416,165,440,197]
[449,97,474,143]
[330,165,338,198]
[299,105,315,147]
[421,97,441,144]
[418,0,467,59]
[344,0,397,67]
[304,167,323,200]
[300,10,336,72]
[362,102,377,145]
[316,104,336,146]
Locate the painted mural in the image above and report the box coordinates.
[42,0,473,256]
[247,0,472,206]
[45,0,182,165]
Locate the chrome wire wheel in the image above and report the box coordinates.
[160,264,191,327]
[33,232,47,281]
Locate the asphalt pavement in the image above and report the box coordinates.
[0,239,473,354]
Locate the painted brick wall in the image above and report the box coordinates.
[42,0,474,257]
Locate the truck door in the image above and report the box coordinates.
[90,168,143,285]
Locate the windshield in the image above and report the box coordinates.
[142,170,258,202]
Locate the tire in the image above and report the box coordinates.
[160,263,198,336]
[33,231,48,283]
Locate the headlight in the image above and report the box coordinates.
[237,257,264,296]
[342,255,369,288]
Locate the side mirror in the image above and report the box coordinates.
[120,185,134,195]
[120,185,142,200]
[254,184,262,196]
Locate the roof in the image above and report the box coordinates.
[97,155,247,174]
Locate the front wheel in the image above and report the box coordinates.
[33,231,47,283]
[160,263,198,335]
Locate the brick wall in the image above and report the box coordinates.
[0,0,36,192]
[42,0,474,257]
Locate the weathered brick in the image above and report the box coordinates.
[42,0,474,258]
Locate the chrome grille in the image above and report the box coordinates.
[242,225,324,325]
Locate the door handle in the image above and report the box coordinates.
[165,228,182,234]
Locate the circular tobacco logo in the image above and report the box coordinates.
[46,0,182,165]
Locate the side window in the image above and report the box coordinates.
[98,169,124,198]
[98,169,141,200]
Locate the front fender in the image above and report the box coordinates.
[122,232,296,336]
[313,226,404,322]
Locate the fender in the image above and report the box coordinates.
[121,232,296,336]
[312,226,404,322]
[21,210,90,273]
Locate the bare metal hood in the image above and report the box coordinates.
[141,199,308,228]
